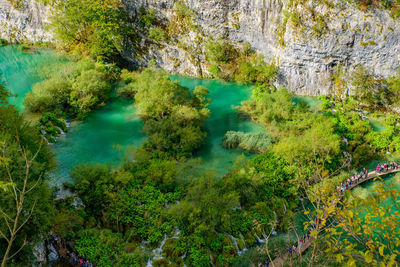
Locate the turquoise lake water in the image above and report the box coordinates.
[0,45,63,110]
[0,46,263,184]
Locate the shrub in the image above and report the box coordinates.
[24,59,113,118]
[0,38,8,46]
[222,131,272,152]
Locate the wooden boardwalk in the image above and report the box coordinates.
[271,167,400,266]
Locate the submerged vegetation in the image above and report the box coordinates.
[222,131,272,152]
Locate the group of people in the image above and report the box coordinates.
[376,161,398,173]
[288,220,315,256]
[50,234,95,267]
[336,167,369,193]
[285,162,399,259]
[72,254,94,267]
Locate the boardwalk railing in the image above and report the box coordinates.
[271,167,400,266]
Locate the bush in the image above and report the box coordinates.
[148,27,166,42]
[17,44,30,51]
[0,38,8,46]
[222,131,272,152]
[24,59,113,118]
[205,38,278,84]
[131,65,211,159]
[49,0,133,60]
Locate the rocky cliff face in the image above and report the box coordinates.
[1,0,400,95]
[0,0,51,42]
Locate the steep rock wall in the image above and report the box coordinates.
[0,0,51,42]
[1,0,400,95]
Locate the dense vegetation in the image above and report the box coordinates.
[58,150,298,266]
[0,87,56,266]
[206,39,278,84]
[48,0,133,60]
[24,59,116,119]
[3,0,400,265]
[120,65,211,159]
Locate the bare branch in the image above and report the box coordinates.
[6,239,27,261]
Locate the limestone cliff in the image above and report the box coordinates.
[0,0,51,42]
[1,0,400,95]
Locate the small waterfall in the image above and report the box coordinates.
[146,234,167,267]
[209,252,214,267]
[140,240,149,251]
[254,231,265,243]
[230,235,240,255]
[283,202,287,216]
[181,251,187,267]
[343,137,348,146]
[233,203,242,210]
[171,228,180,239]
[55,126,66,135]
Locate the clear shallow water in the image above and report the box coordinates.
[0,45,61,110]
[0,45,264,184]
[171,76,265,176]
[51,96,147,185]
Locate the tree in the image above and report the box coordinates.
[0,107,55,266]
[324,180,400,266]
[0,139,44,267]
[131,65,210,158]
[49,0,133,60]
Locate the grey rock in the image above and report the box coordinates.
[1,0,400,95]
[47,242,59,262]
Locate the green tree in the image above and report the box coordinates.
[324,181,400,266]
[49,0,132,60]
[0,107,55,266]
[131,66,210,158]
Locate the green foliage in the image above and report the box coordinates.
[324,181,400,265]
[273,116,341,179]
[75,229,146,266]
[70,163,113,220]
[240,87,342,183]
[37,112,67,143]
[7,0,24,9]
[24,59,113,119]
[17,44,30,52]
[351,66,389,109]
[0,38,8,46]
[167,0,196,37]
[0,106,56,264]
[130,65,210,159]
[235,54,278,84]
[205,38,277,84]
[148,27,166,42]
[48,0,133,60]
[222,131,272,152]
